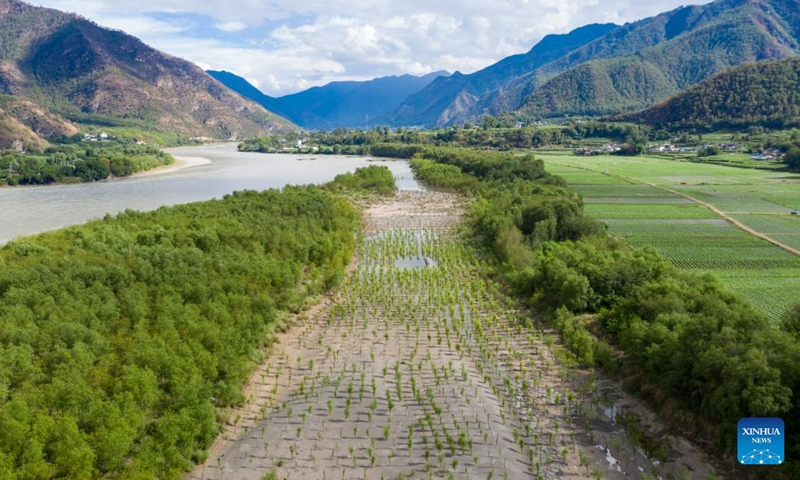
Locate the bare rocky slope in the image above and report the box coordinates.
[0,0,295,149]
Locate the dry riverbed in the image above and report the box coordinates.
[188,191,716,480]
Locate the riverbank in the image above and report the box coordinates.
[0,144,417,244]
[131,154,212,177]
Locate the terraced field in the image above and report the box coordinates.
[540,153,800,321]
[188,191,714,480]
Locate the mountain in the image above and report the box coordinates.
[0,95,78,149]
[0,0,295,149]
[206,70,288,119]
[386,0,800,126]
[211,70,448,130]
[384,23,618,126]
[511,0,800,119]
[627,57,800,129]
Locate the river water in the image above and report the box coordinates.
[0,143,420,244]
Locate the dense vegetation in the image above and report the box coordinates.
[408,146,800,477]
[630,58,800,131]
[0,140,174,185]
[0,167,393,478]
[331,164,397,195]
[516,58,677,118]
[239,121,650,153]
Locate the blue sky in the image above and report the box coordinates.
[31,0,710,96]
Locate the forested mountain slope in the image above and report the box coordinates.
[627,57,800,129]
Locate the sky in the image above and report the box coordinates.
[31,0,710,97]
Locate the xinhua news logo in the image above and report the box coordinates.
[738,418,784,465]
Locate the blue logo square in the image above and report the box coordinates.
[738,418,784,465]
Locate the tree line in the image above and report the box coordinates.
[631,58,800,132]
[240,121,800,170]
[238,121,651,153]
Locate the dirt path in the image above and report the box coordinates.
[188,190,716,480]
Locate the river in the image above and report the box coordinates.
[0,143,420,244]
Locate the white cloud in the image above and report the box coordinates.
[95,16,189,36]
[31,0,712,95]
[215,21,249,32]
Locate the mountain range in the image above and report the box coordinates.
[209,70,448,130]
[1,0,799,145]
[0,0,295,149]
[385,0,800,126]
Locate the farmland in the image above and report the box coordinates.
[540,152,800,320]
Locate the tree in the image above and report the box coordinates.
[698,145,722,157]
[783,303,800,337]
[785,147,800,169]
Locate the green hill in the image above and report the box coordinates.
[627,57,800,130]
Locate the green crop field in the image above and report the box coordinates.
[585,203,719,219]
[545,166,630,185]
[729,214,800,234]
[583,197,692,204]
[772,235,800,251]
[569,184,674,197]
[680,185,799,213]
[687,154,787,171]
[545,153,791,185]
[540,153,800,321]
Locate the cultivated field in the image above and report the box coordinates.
[541,153,800,320]
[188,191,714,480]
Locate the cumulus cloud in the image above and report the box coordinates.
[31,0,710,95]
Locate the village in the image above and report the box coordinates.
[82,131,110,142]
[573,140,786,160]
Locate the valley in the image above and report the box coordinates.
[1,0,800,478]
